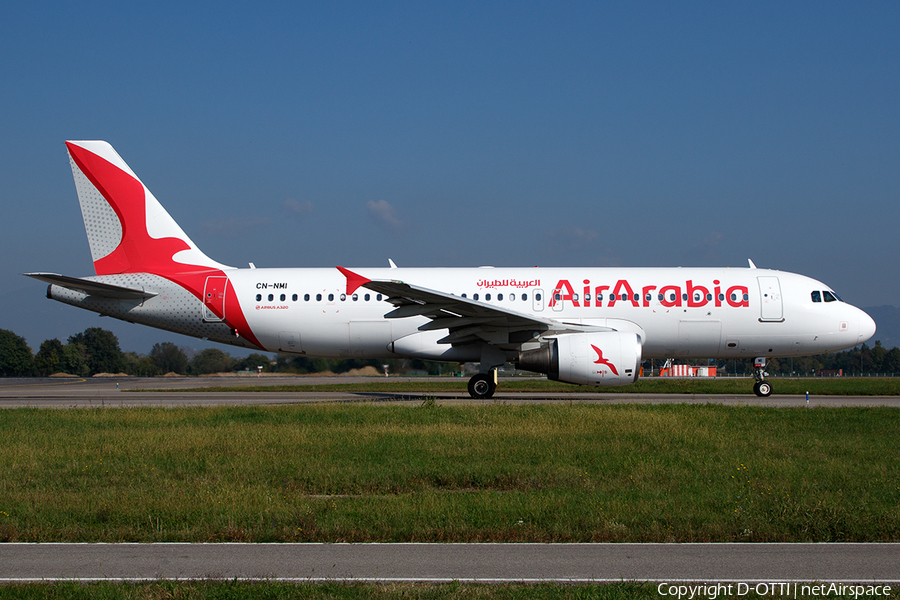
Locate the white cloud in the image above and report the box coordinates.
[366,199,403,229]
[284,198,314,216]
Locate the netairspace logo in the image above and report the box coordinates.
[656,582,893,599]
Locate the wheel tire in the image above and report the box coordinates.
[468,373,495,399]
[755,380,773,397]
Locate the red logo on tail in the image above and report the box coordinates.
[591,345,618,375]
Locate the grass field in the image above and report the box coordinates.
[2,581,898,600]
[0,403,897,544]
[159,376,900,396]
[0,581,663,600]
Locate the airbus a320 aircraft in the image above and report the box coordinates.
[27,141,876,398]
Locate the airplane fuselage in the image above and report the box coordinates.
[49,266,873,363]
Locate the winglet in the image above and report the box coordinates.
[748,259,757,269]
[337,266,371,295]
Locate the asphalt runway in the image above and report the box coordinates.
[1,376,899,407]
[1,543,898,583]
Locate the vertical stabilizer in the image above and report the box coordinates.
[65,141,231,276]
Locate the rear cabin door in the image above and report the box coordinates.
[203,276,227,323]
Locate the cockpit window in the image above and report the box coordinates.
[823,290,839,303]
[811,291,822,303]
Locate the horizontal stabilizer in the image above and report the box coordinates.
[24,273,157,300]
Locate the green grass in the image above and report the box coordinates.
[3,582,900,600]
[0,581,666,600]
[157,377,900,396]
[0,404,898,543]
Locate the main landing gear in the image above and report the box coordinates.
[468,371,496,399]
[753,357,772,397]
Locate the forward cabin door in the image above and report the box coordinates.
[203,276,227,323]
[757,276,783,322]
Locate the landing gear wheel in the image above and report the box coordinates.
[468,373,496,399]
[753,380,773,397]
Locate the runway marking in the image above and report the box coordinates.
[0,378,88,388]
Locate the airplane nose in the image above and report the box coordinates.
[858,309,877,345]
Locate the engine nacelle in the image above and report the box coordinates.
[516,332,642,386]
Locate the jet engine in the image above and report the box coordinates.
[516,332,642,386]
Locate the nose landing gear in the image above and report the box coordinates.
[753,357,772,397]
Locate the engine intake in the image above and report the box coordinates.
[516,332,642,386]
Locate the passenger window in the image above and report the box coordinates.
[486,293,491,301]
[811,291,822,303]
[718,293,724,301]
[364,293,370,301]
[316,294,322,301]
[292,294,298,301]
[268,294,274,302]
[280,294,286,302]
[823,291,838,302]
[573,293,579,301]
[304,294,310,301]
[340,294,346,301]
[658,293,664,301]
[497,293,503,301]
[535,293,542,301]
[730,293,737,302]
[377,294,383,301]
[474,293,480,301]
[743,293,749,301]
[633,294,639,302]
[706,293,712,301]
[461,293,467,298]
[256,294,262,302]
[645,293,651,302]
[584,294,591,302]
[621,293,628,301]
[555,293,561,301]
[521,293,527,301]
[682,294,688,302]
[352,293,358,301]
[328,293,334,301]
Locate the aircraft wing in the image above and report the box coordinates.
[337,267,611,346]
[24,273,158,300]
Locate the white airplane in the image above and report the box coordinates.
[27,141,876,398]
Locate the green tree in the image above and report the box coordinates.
[68,328,123,375]
[34,338,64,376]
[235,353,274,373]
[149,342,189,374]
[121,352,159,377]
[0,329,33,376]
[60,342,89,377]
[189,348,235,375]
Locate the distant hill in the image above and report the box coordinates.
[862,305,900,349]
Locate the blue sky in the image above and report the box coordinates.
[1,1,898,354]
